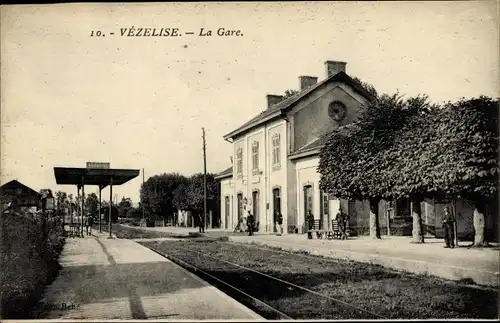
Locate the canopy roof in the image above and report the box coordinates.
[53,167,140,188]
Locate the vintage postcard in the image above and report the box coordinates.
[0,1,498,321]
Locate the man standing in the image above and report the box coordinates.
[246,211,255,236]
[276,211,283,236]
[306,210,314,239]
[335,209,346,239]
[198,213,205,233]
[442,206,455,248]
[86,215,94,236]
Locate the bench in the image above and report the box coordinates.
[326,220,342,240]
[327,219,351,240]
[307,219,327,239]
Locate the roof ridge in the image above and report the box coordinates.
[224,71,374,140]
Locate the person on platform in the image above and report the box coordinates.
[86,215,94,236]
[442,206,456,248]
[198,213,205,233]
[335,208,347,240]
[306,210,314,239]
[276,211,283,236]
[246,210,255,236]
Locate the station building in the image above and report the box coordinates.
[215,60,498,241]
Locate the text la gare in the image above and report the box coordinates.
[199,28,243,37]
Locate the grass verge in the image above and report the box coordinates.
[141,240,498,320]
[91,223,206,240]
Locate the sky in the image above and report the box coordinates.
[1,1,498,204]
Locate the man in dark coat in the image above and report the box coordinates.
[198,213,205,233]
[443,206,455,248]
[306,210,314,239]
[86,215,94,236]
[246,211,255,236]
[335,210,346,239]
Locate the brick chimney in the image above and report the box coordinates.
[325,60,347,77]
[298,76,318,91]
[266,94,284,109]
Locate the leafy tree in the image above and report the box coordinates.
[140,173,188,223]
[420,96,499,246]
[319,93,435,240]
[375,95,440,243]
[172,182,190,211]
[126,206,142,219]
[117,197,133,218]
[352,76,379,98]
[55,191,68,212]
[382,96,498,245]
[182,173,220,227]
[320,93,498,245]
[85,193,99,215]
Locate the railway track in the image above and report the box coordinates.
[147,244,388,320]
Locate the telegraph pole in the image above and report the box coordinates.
[202,127,207,231]
[142,168,145,221]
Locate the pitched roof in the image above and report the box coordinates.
[214,166,233,179]
[223,71,374,140]
[288,122,362,160]
[0,180,39,197]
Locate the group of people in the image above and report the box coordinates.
[235,204,457,247]
[70,214,94,237]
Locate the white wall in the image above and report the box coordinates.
[220,176,234,230]
[230,118,287,233]
[295,155,321,233]
[266,119,287,233]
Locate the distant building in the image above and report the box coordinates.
[0,180,40,210]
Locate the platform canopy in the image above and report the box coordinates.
[53,167,140,188]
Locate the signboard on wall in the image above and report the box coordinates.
[86,162,110,169]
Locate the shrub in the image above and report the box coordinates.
[0,210,65,319]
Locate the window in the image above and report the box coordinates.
[303,185,313,221]
[272,134,281,170]
[236,147,243,176]
[321,192,329,217]
[252,191,260,223]
[252,141,259,173]
[395,199,411,218]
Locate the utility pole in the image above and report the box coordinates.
[142,168,145,221]
[202,127,207,231]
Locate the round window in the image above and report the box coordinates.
[328,101,347,121]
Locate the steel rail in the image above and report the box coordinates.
[172,244,388,320]
[149,246,293,320]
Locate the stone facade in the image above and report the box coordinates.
[217,60,372,234]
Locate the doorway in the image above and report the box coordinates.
[237,193,243,223]
[224,196,230,229]
[303,185,313,232]
[272,188,281,232]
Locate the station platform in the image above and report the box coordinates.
[228,234,499,287]
[35,231,262,320]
